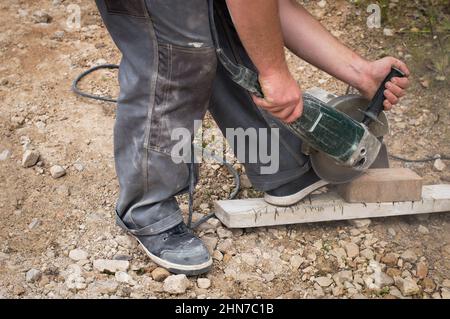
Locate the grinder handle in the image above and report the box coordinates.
[362,67,405,126]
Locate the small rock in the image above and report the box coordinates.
[28,218,40,230]
[381,253,399,266]
[216,227,233,239]
[383,28,394,36]
[289,255,304,270]
[89,280,119,294]
[213,250,223,261]
[333,270,353,286]
[151,267,170,282]
[22,150,40,168]
[0,252,9,261]
[434,159,446,172]
[387,228,396,236]
[240,174,252,188]
[394,277,420,296]
[441,288,450,299]
[163,274,190,294]
[50,165,66,178]
[418,225,429,235]
[443,279,450,288]
[26,268,42,283]
[73,163,84,172]
[93,259,129,274]
[360,248,375,260]
[115,271,135,285]
[400,250,418,263]
[32,10,52,23]
[348,219,371,228]
[69,249,88,261]
[197,278,211,289]
[66,274,86,291]
[421,278,436,292]
[206,218,221,228]
[378,272,395,288]
[416,262,428,279]
[317,0,327,8]
[202,236,218,254]
[0,149,10,161]
[344,242,359,259]
[315,276,333,287]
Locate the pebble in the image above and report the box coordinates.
[0,252,9,261]
[93,259,129,274]
[197,278,211,289]
[421,278,436,292]
[315,276,333,287]
[202,236,218,254]
[115,271,135,285]
[376,272,394,288]
[50,165,66,178]
[73,163,84,172]
[216,227,233,239]
[400,250,418,263]
[394,277,420,296]
[441,288,450,299]
[383,28,394,36]
[416,262,428,279]
[206,218,221,229]
[69,249,88,261]
[348,219,371,228]
[317,0,327,8]
[26,268,42,283]
[66,273,86,291]
[289,255,304,270]
[0,149,10,161]
[213,250,223,261]
[344,242,359,259]
[163,274,190,294]
[89,280,119,294]
[442,279,450,288]
[333,271,353,285]
[28,218,40,230]
[360,248,374,260]
[240,174,252,188]
[418,225,429,235]
[151,267,170,282]
[32,10,52,23]
[22,150,40,168]
[433,159,446,172]
[387,228,396,236]
[381,253,399,266]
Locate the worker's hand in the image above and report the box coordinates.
[252,69,303,123]
[359,57,410,110]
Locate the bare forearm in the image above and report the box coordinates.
[226,0,288,76]
[279,0,370,90]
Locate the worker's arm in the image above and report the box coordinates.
[279,0,409,110]
[226,0,302,123]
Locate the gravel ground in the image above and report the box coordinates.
[0,0,449,299]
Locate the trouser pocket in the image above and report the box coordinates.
[148,44,217,155]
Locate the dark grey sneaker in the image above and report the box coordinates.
[264,169,329,206]
[135,223,212,275]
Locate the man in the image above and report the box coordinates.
[95,0,409,275]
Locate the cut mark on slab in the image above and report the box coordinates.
[214,185,450,228]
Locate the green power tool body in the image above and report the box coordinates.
[209,0,405,184]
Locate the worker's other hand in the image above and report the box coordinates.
[360,56,410,110]
[252,69,303,123]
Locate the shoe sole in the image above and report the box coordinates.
[133,236,213,276]
[264,180,329,207]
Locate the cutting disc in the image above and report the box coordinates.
[310,94,389,184]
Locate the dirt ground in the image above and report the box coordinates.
[0,0,449,299]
